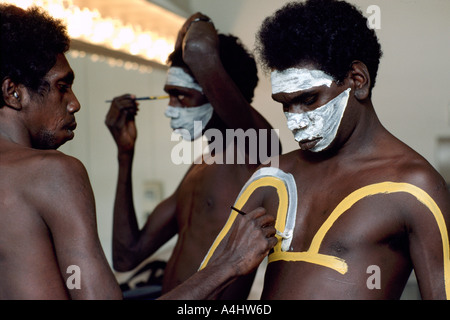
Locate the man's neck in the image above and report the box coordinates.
[0,117,32,148]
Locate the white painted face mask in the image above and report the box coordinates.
[271,67,351,152]
[284,88,351,152]
[165,104,213,141]
[164,66,213,141]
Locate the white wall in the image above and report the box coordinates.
[60,0,449,298]
[60,54,191,262]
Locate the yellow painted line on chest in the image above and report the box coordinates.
[200,179,450,298]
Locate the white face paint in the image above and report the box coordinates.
[164,66,213,141]
[271,68,334,94]
[271,67,351,152]
[284,88,351,152]
[165,66,203,93]
[165,104,213,141]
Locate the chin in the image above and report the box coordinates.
[33,135,67,150]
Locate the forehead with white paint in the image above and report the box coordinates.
[271,68,335,95]
[166,66,203,93]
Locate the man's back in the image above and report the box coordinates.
[260,130,450,299]
[0,139,122,299]
[0,142,71,298]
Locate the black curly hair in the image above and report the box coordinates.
[167,33,259,103]
[256,0,382,90]
[0,4,70,104]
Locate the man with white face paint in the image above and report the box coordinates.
[202,0,450,300]
[271,67,352,152]
[105,12,279,299]
[164,66,213,141]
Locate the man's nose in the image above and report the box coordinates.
[165,106,179,118]
[68,94,81,113]
[286,112,311,131]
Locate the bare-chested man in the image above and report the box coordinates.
[106,13,279,299]
[0,4,121,299]
[0,4,277,300]
[202,0,450,299]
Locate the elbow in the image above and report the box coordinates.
[112,244,140,272]
[183,39,218,66]
[112,254,137,272]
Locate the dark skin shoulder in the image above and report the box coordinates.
[0,140,122,299]
[257,136,450,299]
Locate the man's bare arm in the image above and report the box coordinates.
[179,13,281,158]
[32,152,122,299]
[159,207,277,300]
[106,95,178,271]
[406,171,450,299]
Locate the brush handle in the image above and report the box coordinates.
[105,95,169,103]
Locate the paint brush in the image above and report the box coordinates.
[105,95,169,103]
[231,205,286,238]
[230,206,246,216]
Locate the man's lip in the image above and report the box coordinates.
[67,122,77,131]
[298,137,321,150]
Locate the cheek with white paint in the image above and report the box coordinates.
[284,88,351,152]
[164,103,213,141]
[271,67,351,152]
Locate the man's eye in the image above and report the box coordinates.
[303,95,317,106]
[59,84,71,92]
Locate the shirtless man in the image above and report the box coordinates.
[0,4,277,300]
[0,4,121,299]
[106,13,279,299]
[202,0,450,299]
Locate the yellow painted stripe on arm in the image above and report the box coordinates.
[199,176,288,270]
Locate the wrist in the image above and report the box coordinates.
[207,254,240,279]
[117,151,134,163]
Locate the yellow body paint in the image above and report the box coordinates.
[199,176,290,269]
[199,173,450,298]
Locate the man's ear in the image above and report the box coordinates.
[1,78,22,110]
[348,61,371,101]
